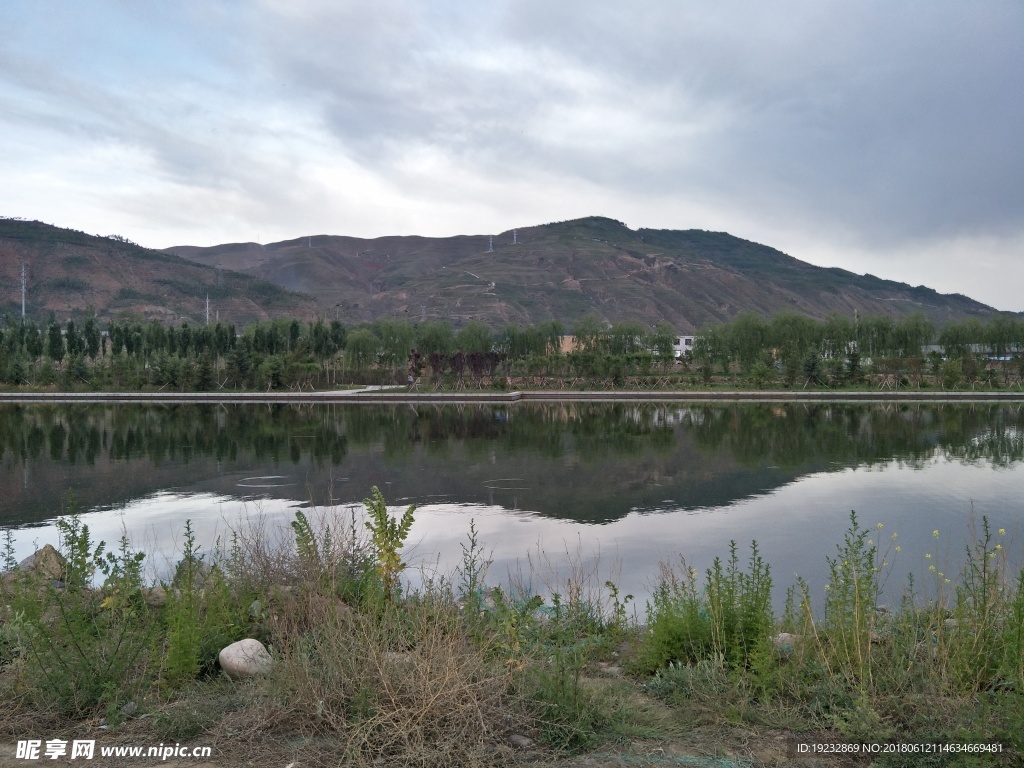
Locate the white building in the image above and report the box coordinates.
[672,335,695,358]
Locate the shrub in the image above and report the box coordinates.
[13,516,155,715]
[636,541,773,673]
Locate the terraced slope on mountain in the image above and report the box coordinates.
[169,216,995,331]
[1,219,317,325]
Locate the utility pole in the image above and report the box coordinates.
[206,294,210,325]
[512,229,517,245]
[21,263,26,318]
[488,236,493,253]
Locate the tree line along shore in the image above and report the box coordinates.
[1,311,1023,392]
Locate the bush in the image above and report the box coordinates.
[11,517,155,715]
[636,541,773,673]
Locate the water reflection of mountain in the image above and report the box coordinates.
[1,402,1022,528]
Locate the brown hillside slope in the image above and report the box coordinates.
[168,216,996,331]
[1,219,318,326]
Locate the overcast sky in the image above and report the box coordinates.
[2,1,1022,310]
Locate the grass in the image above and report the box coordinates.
[1,502,1022,766]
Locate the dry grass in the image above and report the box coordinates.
[261,597,532,767]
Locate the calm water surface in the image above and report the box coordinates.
[1,402,1022,606]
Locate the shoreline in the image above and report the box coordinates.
[3,387,1024,404]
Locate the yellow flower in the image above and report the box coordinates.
[877,523,884,530]
[895,546,901,552]
[925,553,931,559]
[998,528,1006,535]
[933,530,940,538]
[929,565,936,572]
[996,544,1003,551]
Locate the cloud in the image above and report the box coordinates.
[0,0,1022,309]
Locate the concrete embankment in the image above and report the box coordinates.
[2,388,1024,404]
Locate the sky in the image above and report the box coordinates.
[1,1,1022,311]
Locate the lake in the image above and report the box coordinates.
[2,400,1023,610]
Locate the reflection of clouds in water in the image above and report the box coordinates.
[4,492,303,584]
[237,476,297,488]
[5,459,1023,610]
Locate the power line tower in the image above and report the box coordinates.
[21,263,26,318]
[206,294,210,326]
[488,236,493,253]
[512,229,517,245]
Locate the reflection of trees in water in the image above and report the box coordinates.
[686,403,1024,468]
[0,404,350,468]
[1,402,1023,472]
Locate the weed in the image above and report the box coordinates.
[637,540,773,673]
[818,511,881,688]
[456,518,491,612]
[163,520,247,686]
[363,486,415,603]
[163,520,204,685]
[15,515,154,715]
[1,528,15,571]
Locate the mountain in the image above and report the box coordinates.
[168,216,996,331]
[0,218,318,325]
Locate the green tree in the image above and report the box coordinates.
[83,318,101,359]
[651,322,677,366]
[47,319,64,364]
[376,319,415,370]
[415,320,454,356]
[455,321,493,353]
[572,315,604,352]
[345,329,379,371]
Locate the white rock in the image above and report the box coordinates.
[772,632,802,654]
[219,639,274,679]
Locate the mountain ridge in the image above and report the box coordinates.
[0,218,318,325]
[168,216,998,331]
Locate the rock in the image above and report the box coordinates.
[219,639,274,679]
[120,701,138,718]
[943,618,958,630]
[772,632,802,654]
[142,585,167,608]
[18,544,66,580]
[506,734,534,749]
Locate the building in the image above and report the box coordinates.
[673,335,695,358]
